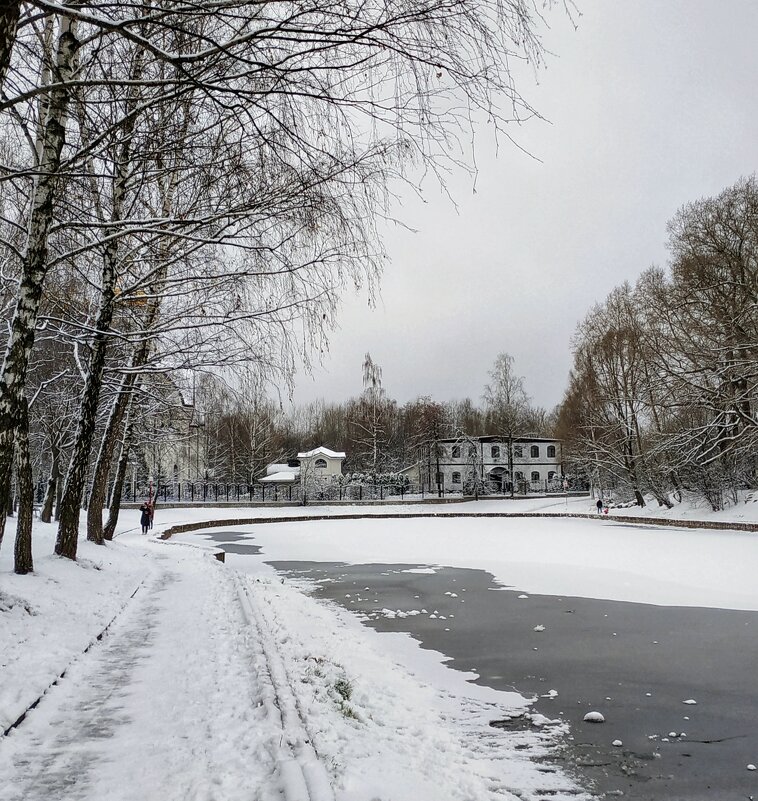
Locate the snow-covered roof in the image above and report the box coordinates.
[265,463,295,476]
[259,469,300,483]
[296,446,346,459]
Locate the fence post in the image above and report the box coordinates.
[359,485,363,501]
[380,485,383,500]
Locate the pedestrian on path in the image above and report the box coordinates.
[596,498,603,514]
[140,502,151,534]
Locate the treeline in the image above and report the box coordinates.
[557,176,758,511]
[197,353,554,482]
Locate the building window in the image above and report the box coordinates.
[452,471,461,484]
[514,445,523,458]
[491,445,500,459]
[468,444,477,457]
[314,458,327,468]
[515,471,524,480]
[548,471,556,481]
[530,445,539,458]
[451,445,460,459]
[531,471,540,482]
[547,445,556,458]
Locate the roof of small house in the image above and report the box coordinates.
[296,446,346,459]
[259,469,300,483]
[266,463,293,475]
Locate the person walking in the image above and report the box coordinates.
[139,502,151,534]
[596,498,603,514]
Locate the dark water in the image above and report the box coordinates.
[197,531,758,800]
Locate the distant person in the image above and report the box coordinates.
[140,502,151,535]
[596,498,603,514]
[148,500,155,529]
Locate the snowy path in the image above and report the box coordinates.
[0,549,293,801]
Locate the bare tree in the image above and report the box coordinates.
[483,352,530,497]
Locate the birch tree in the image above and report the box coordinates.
[483,352,529,497]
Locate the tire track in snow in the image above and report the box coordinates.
[233,571,335,801]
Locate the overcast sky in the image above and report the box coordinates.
[289,0,758,412]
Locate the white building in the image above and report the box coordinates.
[296,446,346,478]
[258,446,346,485]
[423,436,563,493]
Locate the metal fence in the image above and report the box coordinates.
[123,478,585,504]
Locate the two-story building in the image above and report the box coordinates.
[422,436,563,493]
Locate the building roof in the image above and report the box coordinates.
[259,469,300,483]
[296,446,346,459]
[265,463,294,476]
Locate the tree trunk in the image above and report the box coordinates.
[103,420,133,541]
[40,435,60,523]
[0,0,21,88]
[14,397,33,574]
[0,14,80,547]
[0,438,13,551]
[55,292,116,557]
[86,372,135,542]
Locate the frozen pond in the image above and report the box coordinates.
[184,520,758,799]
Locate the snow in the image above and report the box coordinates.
[259,469,300,483]
[3,494,758,800]
[0,519,149,735]
[583,711,605,723]
[176,508,758,611]
[297,446,346,459]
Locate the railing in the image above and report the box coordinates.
[121,477,586,504]
[123,481,425,504]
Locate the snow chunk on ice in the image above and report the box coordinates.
[583,711,605,723]
[747,764,756,771]
[612,739,623,747]
[528,713,561,728]
[517,594,529,599]
[402,567,438,574]
[533,625,545,632]
[683,698,698,705]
